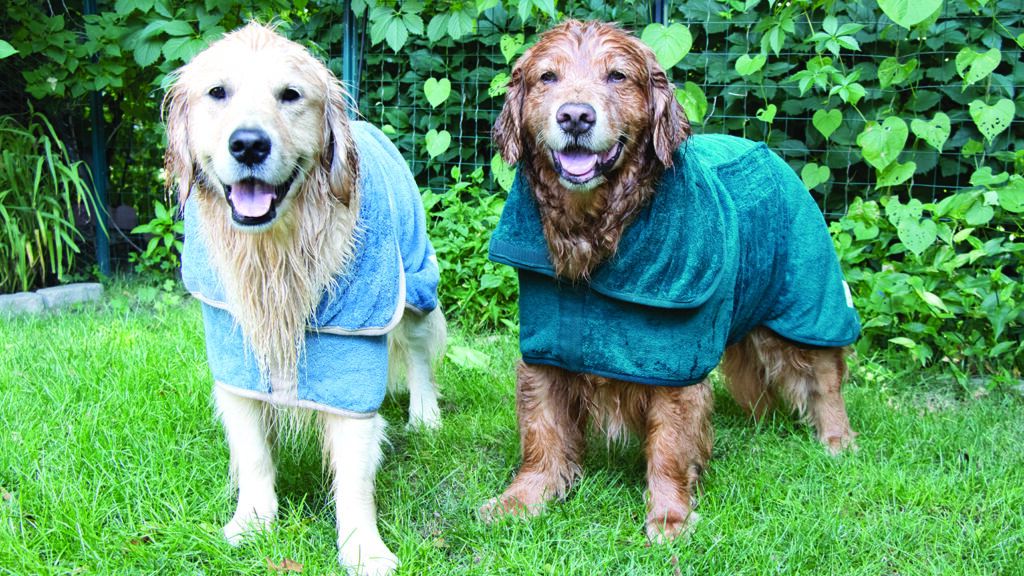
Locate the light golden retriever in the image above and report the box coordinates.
[483,20,858,541]
[164,23,445,575]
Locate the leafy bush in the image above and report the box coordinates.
[4,1,1022,375]
[422,166,517,331]
[129,200,184,280]
[833,171,1024,379]
[0,112,97,293]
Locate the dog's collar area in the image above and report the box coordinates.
[223,166,299,227]
[550,138,625,186]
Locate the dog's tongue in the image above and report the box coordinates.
[230,181,276,218]
[555,149,599,177]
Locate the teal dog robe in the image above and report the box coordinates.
[182,122,439,416]
[489,134,860,386]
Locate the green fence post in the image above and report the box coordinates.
[83,0,111,277]
[342,0,360,119]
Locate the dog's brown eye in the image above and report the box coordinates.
[208,86,226,100]
[607,70,626,83]
[540,71,557,84]
[280,87,301,103]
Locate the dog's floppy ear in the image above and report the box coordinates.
[322,79,359,206]
[493,64,525,165]
[647,56,690,167]
[163,79,194,209]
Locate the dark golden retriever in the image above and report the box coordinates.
[483,20,858,541]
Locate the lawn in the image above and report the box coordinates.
[1,288,1022,575]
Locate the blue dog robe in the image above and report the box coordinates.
[182,121,439,416]
[489,134,860,386]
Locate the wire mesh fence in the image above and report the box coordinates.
[355,0,1023,219]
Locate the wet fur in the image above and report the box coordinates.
[484,20,856,540]
[165,23,444,576]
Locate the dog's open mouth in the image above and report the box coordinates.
[223,167,299,227]
[551,139,625,186]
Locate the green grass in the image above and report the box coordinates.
[2,289,1023,575]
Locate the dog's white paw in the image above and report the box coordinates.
[338,536,399,576]
[222,512,275,546]
[405,401,442,428]
[406,408,441,431]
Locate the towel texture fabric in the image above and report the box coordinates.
[182,121,439,416]
[489,134,860,386]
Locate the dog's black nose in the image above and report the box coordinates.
[228,128,272,166]
[557,103,596,136]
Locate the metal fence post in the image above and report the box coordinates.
[651,0,666,24]
[342,0,360,119]
[83,0,110,277]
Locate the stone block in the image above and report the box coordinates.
[0,292,45,315]
[36,283,104,309]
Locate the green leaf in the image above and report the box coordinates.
[910,112,950,152]
[996,176,1024,213]
[488,72,510,98]
[888,336,918,349]
[857,117,908,171]
[801,163,831,190]
[964,201,994,226]
[424,129,451,159]
[445,345,491,371]
[968,98,1014,143]
[161,20,194,37]
[877,0,942,30]
[876,160,916,188]
[401,12,424,36]
[426,13,451,42]
[755,103,776,123]
[532,0,557,19]
[969,167,1008,188]
[674,82,707,125]
[877,56,918,89]
[423,77,451,108]
[447,9,474,40]
[640,23,693,70]
[517,0,532,23]
[491,153,515,191]
[955,47,1000,88]
[734,53,766,76]
[0,40,18,60]
[134,41,162,67]
[918,291,949,313]
[962,138,985,158]
[500,33,524,65]
[887,198,936,255]
[812,109,842,140]
[371,13,410,52]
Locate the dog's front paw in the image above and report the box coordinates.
[479,493,546,523]
[645,509,699,544]
[405,405,441,431]
[338,535,398,576]
[821,429,858,455]
[222,511,275,546]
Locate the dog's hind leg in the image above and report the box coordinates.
[644,381,713,543]
[721,334,776,419]
[388,307,447,429]
[746,328,856,454]
[480,363,586,520]
[776,345,856,454]
[215,385,279,544]
[323,413,398,576]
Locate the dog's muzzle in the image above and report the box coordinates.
[551,139,625,186]
[223,166,298,227]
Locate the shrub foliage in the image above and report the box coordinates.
[2,0,1021,376]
